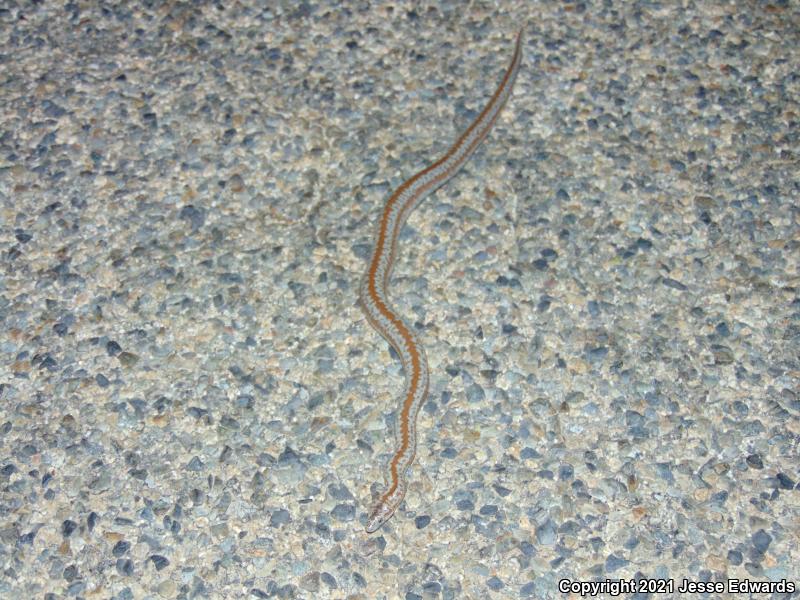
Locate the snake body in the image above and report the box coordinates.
[360,31,522,533]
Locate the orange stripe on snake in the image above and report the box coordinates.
[360,31,523,533]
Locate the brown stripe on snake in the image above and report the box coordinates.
[360,30,523,533]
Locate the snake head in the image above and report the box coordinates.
[364,479,407,533]
[365,500,394,533]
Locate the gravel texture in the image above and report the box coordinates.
[1,1,798,599]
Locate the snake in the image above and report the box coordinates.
[360,30,522,533]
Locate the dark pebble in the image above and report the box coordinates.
[66,581,86,596]
[330,503,355,521]
[63,564,78,581]
[532,258,548,270]
[744,562,763,576]
[19,531,36,545]
[423,582,442,596]
[117,351,139,367]
[150,554,169,571]
[62,520,78,537]
[320,572,337,589]
[661,277,687,290]
[14,230,33,243]
[519,541,535,557]
[128,468,147,480]
[278,446,302,466]
[487,576,504,591]
[520,447,541,460]
[727,549,743,565]
[455,498,474,511]
[186,457,204,471]
[535,519,556,545]
[501,323,518,335]
[116,558,134,576]
[465,383,485,403]
[270,508,291,527]
[655,463,674,483]
[605,553,629,572]
[492,484,512,497]
[39,355,57,370]
[415,515,431,529]
[587,346,608,361]
[327,483,354,501]
[752,529,771,553]
[537,297,551,312]
[112,540,130,557]
[709,490,728,507]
